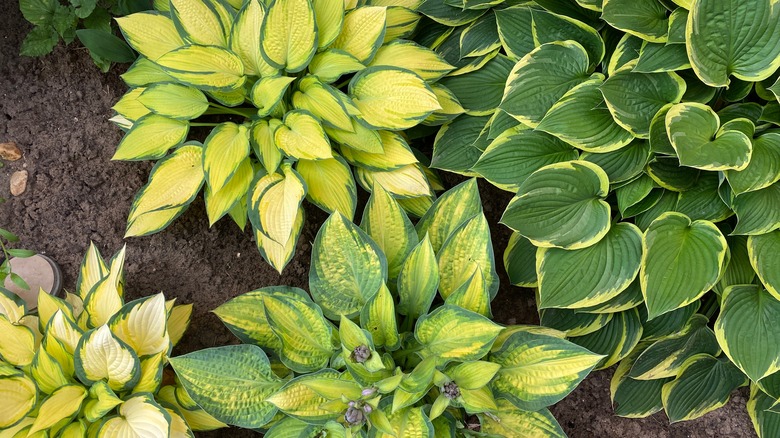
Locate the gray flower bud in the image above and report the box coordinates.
[344,406,365,425]
[442,381,460,399]
[352,345,371,363]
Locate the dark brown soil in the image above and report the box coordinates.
[0,4,755,436]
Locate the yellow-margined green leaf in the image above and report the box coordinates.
[716,285,780,382]
[439,54,513,116]
[75,325,140,392]
[248,163,306,246]
[274,110,333,160]
[610,343,669,418]
[99,393,171,437]
[458,12,501,59]
[331,6,386,63]
[296,155,357,219]
[76,242,108,300]
[310,212,387,319]
[731,181,780,236]
[634,42,691,73]
[84,381,122,422]
[602,0,669,42]
[606,33,642,76]
[504,232,538,287]
[726,133,780,195]
[260,0,317,73]
[251,75,296,117]
[28,385,87,435]
[170,0,230,47]
[109,293,169,357]
[569,308,643,370]
[0,316,36,367]
[112,114,189,161]
[480,399,566,437]
[308,49,365,83]
[170,345,283,428]
[205,158,253,225]
[661,354,747,422]
[121,57,174,87]
[540,307,613,337]
[537,222,642,309]
[313,0,344,49]
[113,87,150,122]
[666,103,753,171]
[203,122,250,194]
[747,384,780,438]
[415,304,503,365]
[360,284,400,350]
[349,66,440,130]
[116,12,185,61]
[749,231,780,300]
[369,40,453,81]
[126,145,204,237]
[355,164,432,199]
[292,76,352,131]
[266,370,344,422]
[687,0,780,87]
[156,45,245,91]
[501,160,611,250]
[641,212,727,319]
[251,119,283,173]
[31,344,69,394]
[255,206,305,274]
[396,236,437,319]
[416,178,481,252]
[437,212,498,300]
[360,182,419,284]
[138,83,208,120]
[230,0,276,77]
[489,330,602,411]
[263,294,334,373]
[0,375,36,428]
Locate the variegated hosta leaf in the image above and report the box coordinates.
[27,384,87,435]
[416,178,482,253]
[480,399,566,437]
[308,49,365,83]
[75,325,140,392]
[360,284,400,350]
[274,110,334,160]
[260,0,317,72]
[112,114,189,161]
[687,0,780,87]
[331,6,387,63]
[568,308,643,370]
[489,330,602,411]
[205,158,254,226]
[116,12,185,61]
[731,181,780,236]
[0,374,37,428]
[126,145,204,237]
[0,288,26,324]
[84,381,122,422]
[248,163,307,246]
[170,345,283,428]
[748,385,780,438]
[99,393,171,437]
[265,369,344,423]
[349,67,441,130]
[156,45,245,92]
[437,212,498,299]
[537,222,642,309]
[716,285,780,382]
[601,0,669,43]
[397,235,438,319]
[415,304,503,365]
[169,0,231,47]
[230,0,276,77]
[372,400,434,438]
[296,156,357,219]
[83,245,126,328]
[661,354,747,423]
[157,385,227,431]
[31,342,69,394]
[504,232,538,288]
[109,293,169,358]
[309,212,387,319]
[76,242,108,300]
[611,343,670,419]
[725,132,780,195]
[251,119,283,174]
[312,0,344,50]
[501,160,611,250]
[641,212,727,319]
[369,40,453,81]
[251,76,296,117]
[138,83,209,121]
[749,231,780,299]
[37,291,74,332]
[255,206,305,274]
[203,122,250,194]
[265,417,346,437]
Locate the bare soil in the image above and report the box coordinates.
[0,4,755,436]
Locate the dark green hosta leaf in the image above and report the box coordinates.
[718,102,764,125]
[501,160,611,250]
[569,308,643,369]
[503,232,538,287]
[611,344,671,418]
[537,223,642,309]
[489,331,602,411]
[748,231,780,299]
[667,8,688,43]
[641,213,727,319]
[716,285,780,382]
[581,139,652,185]
[439,55,514,115]
[641,302,699,341]
[602,0,669,42]
[662,354,747,422]
[732,181,780,235]
[76,29,136,63]
[499,41,591,128]
[415,304,503,365]
[726,132,780,195]
[675,172,733,223]
[616,175,655,217]
[472,129,578,192]
[310,213,387,319]
[169,345,283,428]
[748,385,780,438]
[431,115,491,174]
[687,0,780,87]
[633,43,690,73]
[493,5,535,59]
[600,65,686,138]
[540,308,612,337]
[577,279,644,314]
[537,75,634,153]
[649,104,676,155]
[666,103,753,171]
[418,0,486,26]
[678,69,718,104]
[646,156,700,192]
[459,12,500,58]
[606,33,643,75]
[713,236,755,295]
[530,8,605,68]
[20,26,59,57]
[634,190,677,231]
[628,315,720,380]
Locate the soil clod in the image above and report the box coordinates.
[10,170,28,196]
[0,141,22,161]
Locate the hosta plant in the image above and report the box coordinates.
[18,0,139,71]
[110,0,458,273]
[168,180,603,437]
[417,0,780,432]
[0,243,224,437]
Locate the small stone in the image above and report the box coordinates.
[10,170,28,196]
[0,142,22,161]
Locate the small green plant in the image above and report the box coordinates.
[18,0,139,71]
[168,180,602,436]
[110,0,459,273]
[415,0,780,432]
[0,228,35,290]
[0,243,224,437]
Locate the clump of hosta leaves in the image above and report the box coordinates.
[168,180,603,437]
[18,0,138,71]
[110,0,460,273]
[416,0,780,432]
[0,243,222,437]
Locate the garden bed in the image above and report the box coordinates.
[0,9,754,437]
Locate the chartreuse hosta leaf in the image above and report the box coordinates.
[248,163,306,248]
[716,285,780,382]
[687,0,780,87]
[83,246,126,328]
[537,223,642,309]
[116,12,185,61]
[170,345,283,428]
[641,213,727,319]
[99,393,171,437]
[260,0,316,72]
[0,374,37,428]
[749,231,780,299]
[296,156,357,219]
[480,399,566,437]
[437,212,498,300]
[112,115,189,161]
[490,330,602,411]
[75,325,140,392]
[156,45,245,92]
[501,160,611,250]
[230,0,275,77]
